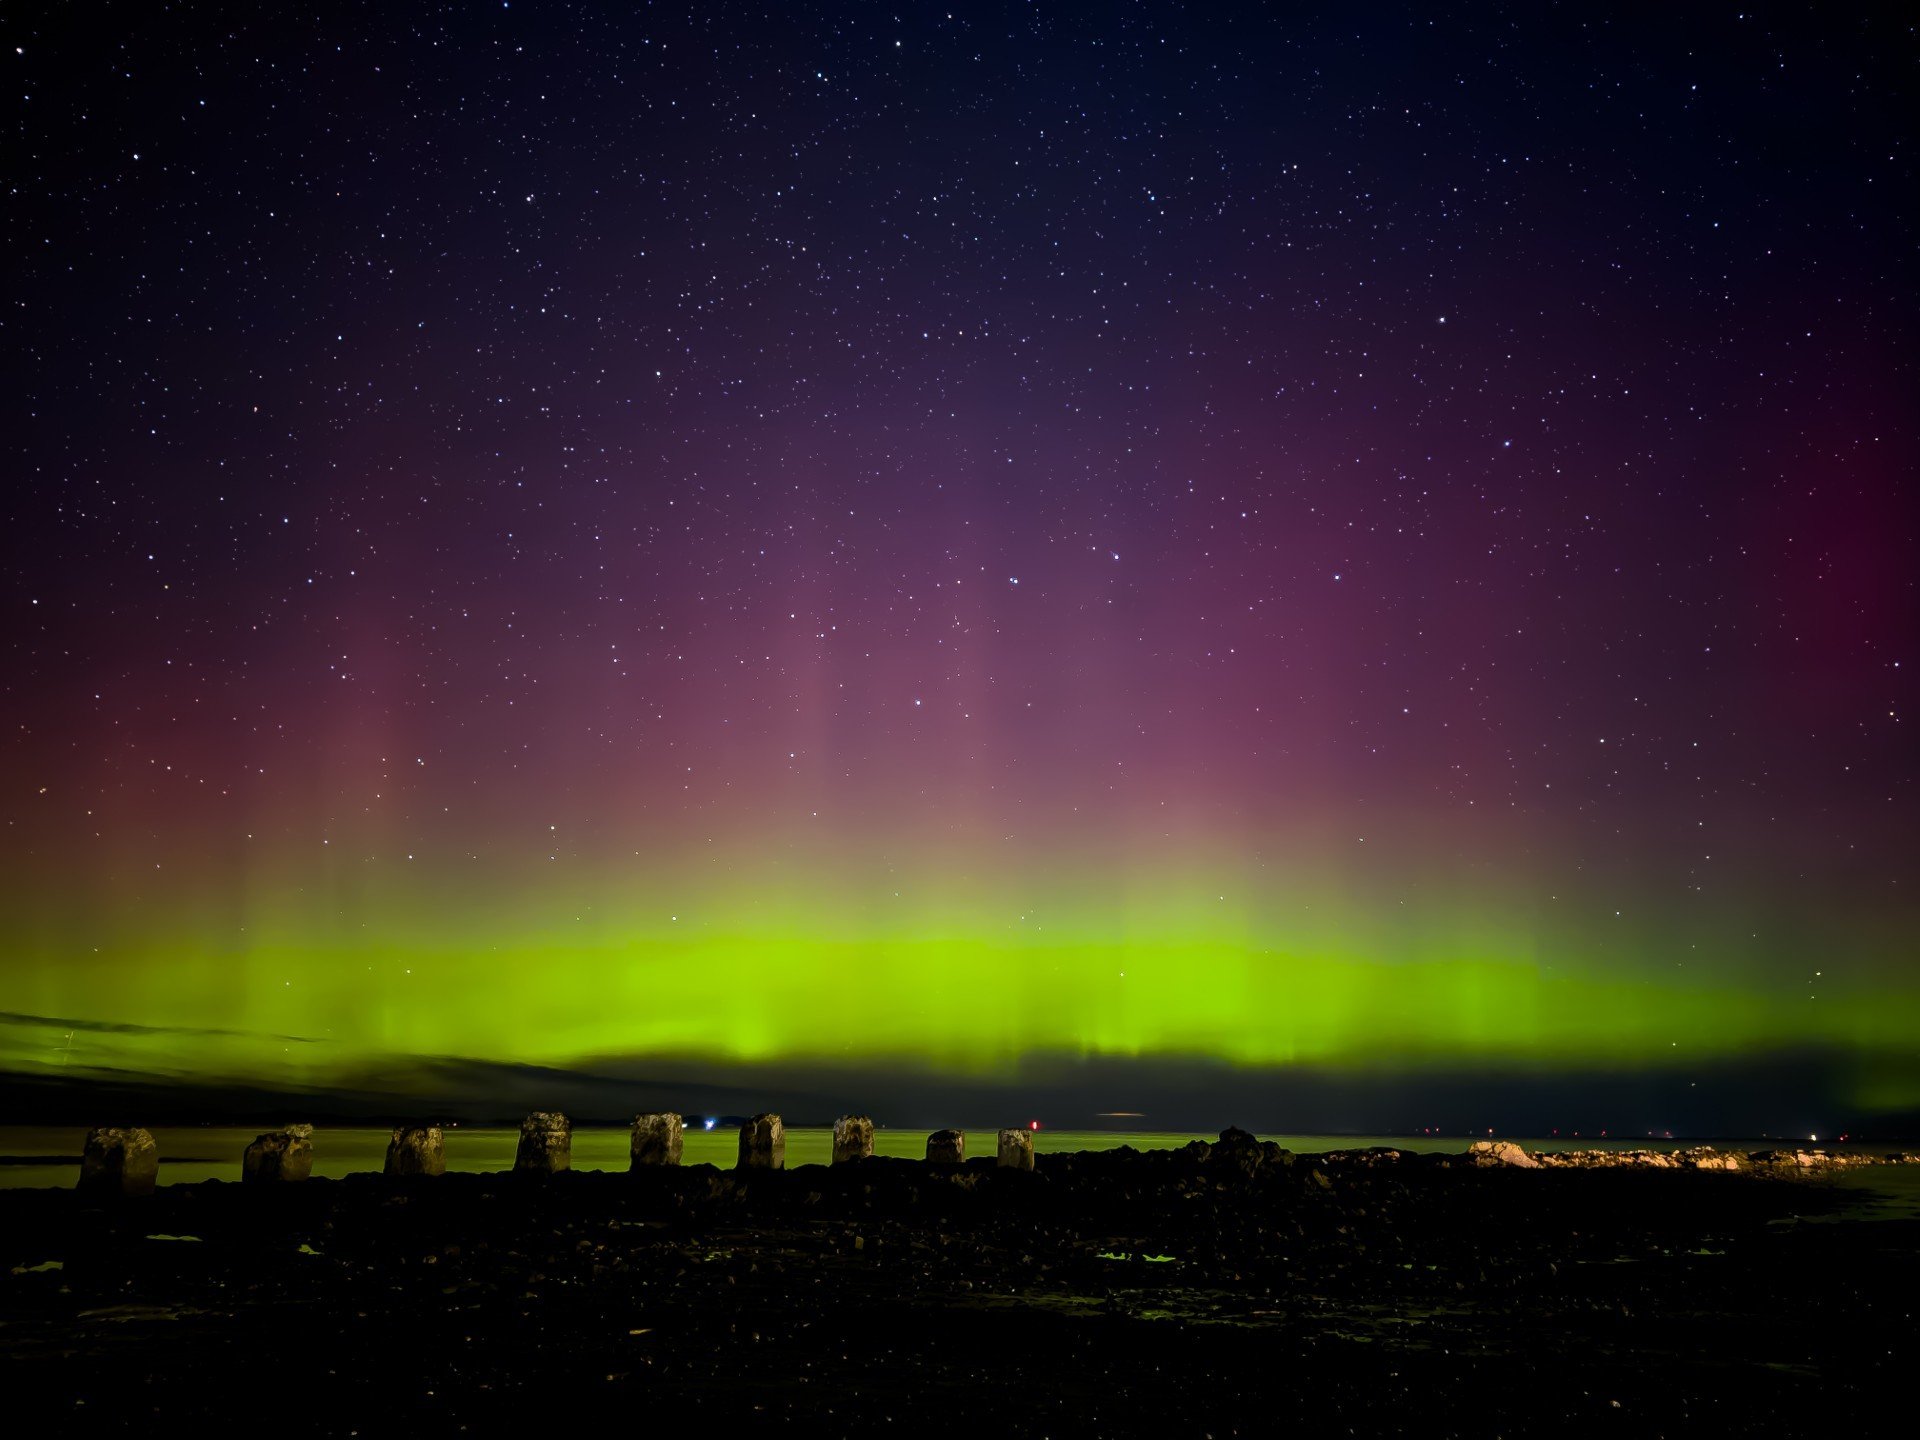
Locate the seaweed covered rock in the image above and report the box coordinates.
[514,1112,572,1174]
[385,1125,446,1177]
[77,1126,159,1198]
[630,1112,684,1168]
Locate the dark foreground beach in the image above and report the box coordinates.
[2,1134,1915,1436]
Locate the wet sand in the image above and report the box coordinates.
[2,1135,1914,1435]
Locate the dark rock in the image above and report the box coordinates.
[385,1125,445,1177]
[1,1124,1900,1436]
[926,1129,966,1165]
[514,1113,571,1174]
[832,1114,875,1164]
[737,1113,785,1170]
[244,1125,314,1183]
[1325,1147,1401,1168]
[77,1126,158,1198]
[630,1113,683,1167]
[1213,1127,1269,1178]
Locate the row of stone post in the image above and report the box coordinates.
[76,1114,1039,1193]
[76,1123,441,1195]
[664,1113,1034,1172]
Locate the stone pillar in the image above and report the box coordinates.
[243,1124,314,1183]
[833,1114,875,1164]
[631,1112,684,1168]
[78,1126,159,1198]
[926,1128,966,1164]
[385,1125,445,1177]
[737,1112,785,1170]
[997,1128,1035,1171]
[515,1112,572,1174]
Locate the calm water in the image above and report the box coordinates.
[0,1124,1902,1192]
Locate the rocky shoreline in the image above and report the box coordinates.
[1460,1137,1920,1169]
[3,1130,1915,1435]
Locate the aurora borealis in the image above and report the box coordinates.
[3,4,1916,1131]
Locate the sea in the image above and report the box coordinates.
[3,1125,1916,1215]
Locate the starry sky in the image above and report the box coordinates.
[3,3,1915,1133]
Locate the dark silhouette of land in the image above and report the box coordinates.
[2,1134,1913,1435]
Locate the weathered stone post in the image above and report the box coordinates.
[631,1112,684,1168]
[833,1114,875,1164]
[385,1125,445,1177]
[926,1128,966,1164]
[243,1124,314,1183]
[515,1111,572,1173]
[78,1126,159,1198]
[737,1112,785,1170]
[997,1127,1035,1171]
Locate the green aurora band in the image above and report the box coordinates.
[6,836,1914,1115]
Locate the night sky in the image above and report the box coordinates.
[4,4,1915,1134]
